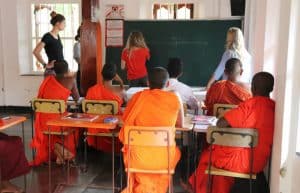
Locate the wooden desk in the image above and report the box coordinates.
[0,116,26,131]
[0,116,27,190]
[47,114,121,129]
[46,114,121,192]
[0,116,27,143]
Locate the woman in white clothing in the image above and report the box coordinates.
[73,26,81,95]
[206,27,252,89]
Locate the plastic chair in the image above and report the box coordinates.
[81,99,121,189]
[124,126,176,193]
[81,99,119,142]
[205,126,258,193]
[213,103,237,118]
[31,98,75,162]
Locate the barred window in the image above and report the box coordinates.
[153,3,194,20]
[31,3,80,72]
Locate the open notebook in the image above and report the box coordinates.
[62,113,99,122]
[192,115,218,133]
[192,115,217,125]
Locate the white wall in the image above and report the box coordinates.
[0,0,43,106]
[0,8,4,106]
[98,0,232,21]
[275,0,300,192]
[0,0,233,106]
[245,0,300,192]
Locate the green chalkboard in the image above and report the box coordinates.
[106,20,242,86]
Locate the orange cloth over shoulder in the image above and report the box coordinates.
[205,80,251,115]
[30,76,76,166]
[85,84,123,153]
[189,96,275,193]
[119,89,181,193]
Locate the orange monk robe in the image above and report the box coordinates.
[85,84,123,153]
[205,80,251,115]
[189,96,275,193]
[119,89,181,193]
[31,76,77,166]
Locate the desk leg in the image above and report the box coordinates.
[84,130,88,172]
[112,132,115,192]
[48,126,52,193]
[31,112,35,160]
[21,122,25,144]
[193,130,197,193]
[21,122,27,192]
[186,131,191,181]
[120,152,123,190]
[66,128,70,185]
[180,131,184,180]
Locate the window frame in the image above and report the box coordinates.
[153,3,194,20]
[28,1,81,75]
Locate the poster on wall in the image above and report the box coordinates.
[105,19,124,47]
[105,4,124,19]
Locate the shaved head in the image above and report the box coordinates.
[148,67,169,89]
[102,63,117,81]
[54,60,69,77]
[251,72,274,97]
[224,58,243,82]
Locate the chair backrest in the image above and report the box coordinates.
[123,126,175,147]
[82,99,119,115]
[213,103,237,118]
[31,98,66,114]
[207,126,258,148]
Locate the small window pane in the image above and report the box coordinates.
[157,6,170,19]
[177,6,191,19]
[62,39,78,72]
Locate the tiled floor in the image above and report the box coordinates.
[1,113,187,193]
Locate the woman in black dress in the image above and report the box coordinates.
[33,11,79,100]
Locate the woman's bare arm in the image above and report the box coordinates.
[114,74,124,89]
[121,60,126,70]
[206,75,216,90]
[33,42,47,67]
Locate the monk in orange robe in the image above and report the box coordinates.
[183,72,275,193]
[86,64,124,153]
[119,67,184,193]
[31,60,78,166]
[205,58,251,115]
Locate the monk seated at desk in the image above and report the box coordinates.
[0,133,30,193]
[85,63,124,153]
[31,60,78,166]
[182,72,275,193]
[119,67,184,193]
[205,58,251,115]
